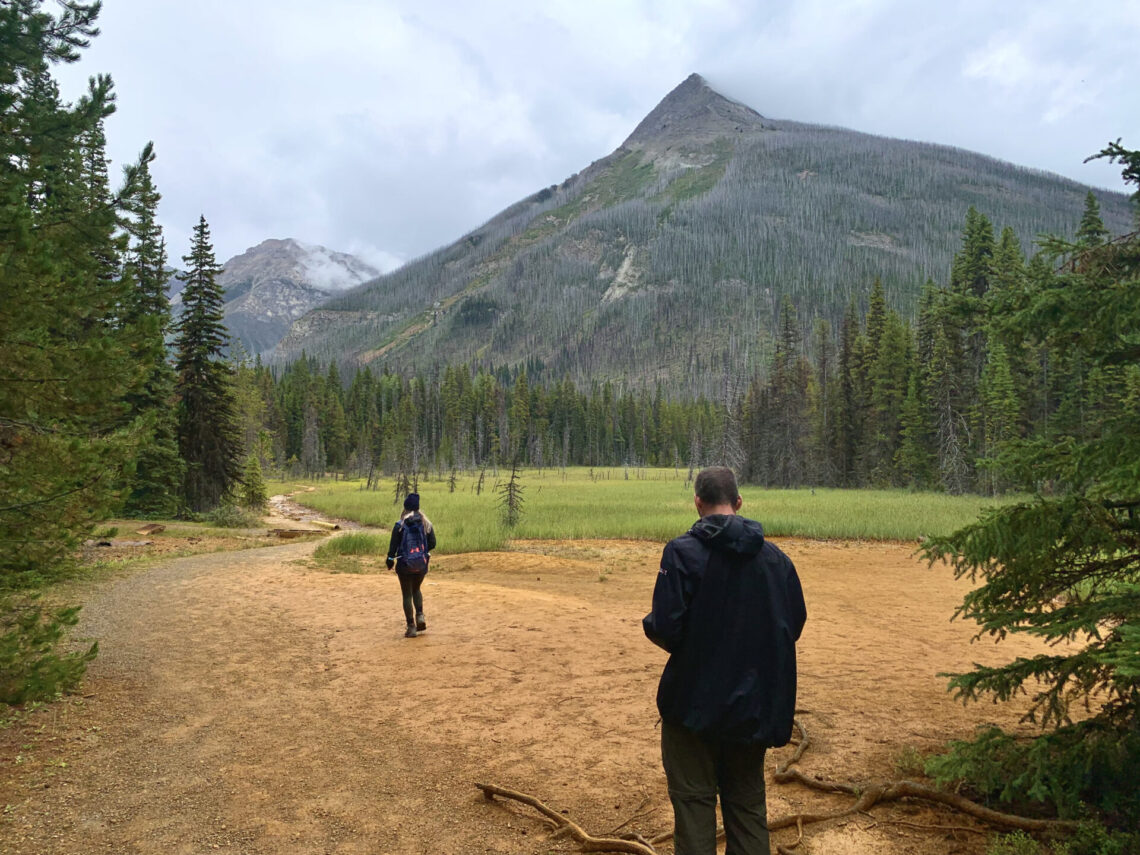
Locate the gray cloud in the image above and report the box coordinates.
[56,0,1139,268]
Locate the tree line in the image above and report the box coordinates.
[245,194,1121,504]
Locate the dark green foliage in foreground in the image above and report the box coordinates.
[1,1,149,700]
[921,143,1140,837]
[0,1,188,703]
[0,597,97,705]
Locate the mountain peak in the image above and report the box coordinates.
[622,73,767,150]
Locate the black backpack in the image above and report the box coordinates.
[397,514,429,572]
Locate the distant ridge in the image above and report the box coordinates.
[271,75,1133,395]
[169,239,380,355]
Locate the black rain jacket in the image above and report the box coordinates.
[643,514,806,746]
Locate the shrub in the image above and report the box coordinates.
[925,723,1140,825]
[204,503,262,529]
[986,831,1042,855]
[1,596,97,706]
[240,456,269,510]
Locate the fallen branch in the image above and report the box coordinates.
[475,783,659,855]
[771,720,1080,834]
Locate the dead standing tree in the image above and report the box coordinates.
[497,461,524,528]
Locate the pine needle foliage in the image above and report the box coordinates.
[239,455,268,510]
[0,1,159,700]
[922,143,1140,834]
[173,216,243,511]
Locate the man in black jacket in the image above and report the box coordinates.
[644,467,806,855]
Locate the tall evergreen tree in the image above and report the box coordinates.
[923,144,1140,835]
[894,369,934,488]
[173,216,242,510]
[865,309,912,485]
[1075,190,1109,247]
[836,300,861,486]
[976,340,1019,495]
[120,146,182,516]
[806,318,841,486]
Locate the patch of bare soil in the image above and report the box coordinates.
[1,537,1055,854]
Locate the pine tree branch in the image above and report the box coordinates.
[0,478,102,516]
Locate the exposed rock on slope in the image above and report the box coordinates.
[171,239,381,355]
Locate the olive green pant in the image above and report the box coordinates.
[661,720,770,855]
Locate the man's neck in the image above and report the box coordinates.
[699,505,737,518]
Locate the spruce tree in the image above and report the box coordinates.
[837,300,861,486]
[865,308,912,485]
[894,370,934,488]
[976,340,1019,495]
[1075,190,1109,247]
[173,216,242,511]
[120,146,182,516]
[923,144,1140,834]
[806,318,841,486]
[239,455,268,511]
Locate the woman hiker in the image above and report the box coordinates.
[386,493,436,638]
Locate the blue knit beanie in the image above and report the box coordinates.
[403,492,420,511]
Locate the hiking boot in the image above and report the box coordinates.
[416,613,427,631]
[404,623,418,638]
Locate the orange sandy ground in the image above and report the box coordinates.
[0,537,1053,854]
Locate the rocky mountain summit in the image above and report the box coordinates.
[623,72,767,153]
[170,239,381,356]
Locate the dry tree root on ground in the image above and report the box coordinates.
[475,717,1078,854]
[475,783,659,855]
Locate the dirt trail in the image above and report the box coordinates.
[1,536,1053,855]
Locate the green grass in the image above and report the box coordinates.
[661,140,733,205]
[283,468,1012,555]
[312,532,389,559]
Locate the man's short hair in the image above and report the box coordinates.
[695,467,739,507]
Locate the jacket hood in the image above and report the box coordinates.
[690,514,765,555]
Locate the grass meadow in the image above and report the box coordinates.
[271,468,1009,556]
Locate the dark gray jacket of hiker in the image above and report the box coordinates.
[643,513,806,747]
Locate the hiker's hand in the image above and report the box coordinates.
[386,558,394,570]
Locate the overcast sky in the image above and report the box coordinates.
[56,0,1139,270]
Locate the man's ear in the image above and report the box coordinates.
[694,495,703,516]
[733,495,743,512]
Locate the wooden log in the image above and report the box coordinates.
[268,528,324,539]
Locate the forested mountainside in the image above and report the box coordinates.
[272,74,1131,396]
